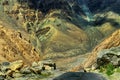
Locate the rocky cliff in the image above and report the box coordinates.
[71,29,120,71]
[0,12,41,65]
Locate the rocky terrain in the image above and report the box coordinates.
[0,60,60,80]
[0,12,40,65]
[0,0,120,80]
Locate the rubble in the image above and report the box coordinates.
[0,60,56,79]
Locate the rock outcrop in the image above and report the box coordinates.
[0,60,56,80]
[0,13,41,65]
[71,29,120,71]
[96,47,120,67]
[84,29,120,68]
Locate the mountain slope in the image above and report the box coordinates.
[0,12,41,65]
[71,29,120,71]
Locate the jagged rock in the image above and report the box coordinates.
[83,29,120,68]
[0,75,5,80]
[0,60,57,79]
[71,29,120,71]
[12,72,23,78]
[9,60,23,71]
[0,60,23,76]
[29,67,42,74]
[1,62,10,66]
[38,60,56,70]
[96,46,120,67]
[0,12,41,65]
[0,62,10,72]
[20,66,31,74]
[32,62,38,67]
[0,72,5,80]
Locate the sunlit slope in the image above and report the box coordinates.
[0,12,41,64]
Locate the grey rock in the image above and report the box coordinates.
[20,67,31,74]
[41,71,52,76]
[12,72,23,78]
[0,76,5,80]
[53,72,107,80]
[32,62,38,67]
[98,46,120,58]
[96,46,120,67]
[30,67,42,74]
[0,72,5,80]
[1,62,10,66]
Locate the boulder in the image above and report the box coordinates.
[53,72,107,80]
[10,60,23,71]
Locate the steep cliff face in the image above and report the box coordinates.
[84,29,120,68]
[71,29,120,71]
[0,12,41,65]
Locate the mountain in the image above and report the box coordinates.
[71,29,120,71]
[0,0,120,79]
[0,11,41,65]
[0,0,120,64]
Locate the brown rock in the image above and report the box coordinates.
[84,29,120,68]
[71,29,120,71]
[10,60,23,71]
[0,16,41,65]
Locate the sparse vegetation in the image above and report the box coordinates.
[99,63,115,76]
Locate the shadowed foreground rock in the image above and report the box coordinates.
[53,72,106,80]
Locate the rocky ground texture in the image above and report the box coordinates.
[0,60,60,80]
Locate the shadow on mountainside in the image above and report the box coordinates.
[17,0,120,28]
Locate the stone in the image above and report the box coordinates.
[53,72,107,80]
[1,62,10,66]
[38,61,44,66]
[111,56,119,66]
[41,71,52,77]
[20,66,31,74]
[30,67,42,74]
[5,70,13,77]
[32,62,38,67]
[0,72,5,79]
[0,72,4,76]
[0,62,10,72]
[10,60,23,71]
[0,76,5,80]
[96,46,120,67]
[83,30,120,69]
[43,65,53,71]
[12,72,23,78]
